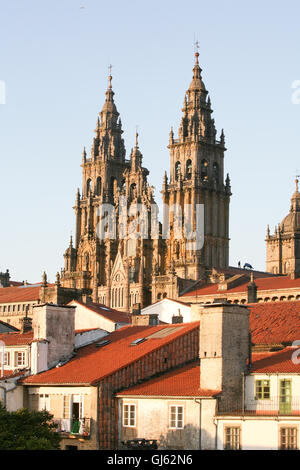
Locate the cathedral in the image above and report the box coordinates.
[60,52,231,311]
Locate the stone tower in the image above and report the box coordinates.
[266,178,300,278]
[61,72,161,310]
[197,303,250,410]
[161,52,231,281]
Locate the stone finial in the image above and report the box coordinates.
[42,271,48,287]
[55,272,61,287]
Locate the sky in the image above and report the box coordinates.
[0,0,300,283]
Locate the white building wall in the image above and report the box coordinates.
[216,418,300,450]
[141,299,191,324]
[70,301,119,332]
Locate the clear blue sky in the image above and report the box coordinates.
[0,0,299,283]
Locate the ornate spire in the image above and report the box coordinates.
[84,66,126,163]
[130,130,142,171]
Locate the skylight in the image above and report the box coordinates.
[130,338,147,346]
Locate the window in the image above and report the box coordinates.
[39,394,50,411]
[96,176,102,196]
[186,159,192,180]
[255,380,270,399]
[224,426,241,450]
[4,352,10,366]
[63,395,70,419]
[280,427,297,450]
[15,351,26,367]
[213,162,219,183]
[200,160,208,181]
[123,404,136,427]
[169,405,184,429]
[175,161,181,181]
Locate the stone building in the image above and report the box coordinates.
[61,52,231,310]
[266,178,300,278]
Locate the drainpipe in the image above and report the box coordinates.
[96,383,100,450]
[0,384,6,409]
[242,372,245,415]
[194,399,202,450]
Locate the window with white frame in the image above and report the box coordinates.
[4,352,10,366]
[169,405,184,429]
[63,395,70,419]
[123,404,136,427]
[280,427,297,450]
[15,351,26,367]
[39,394,50,411]
[224,426,241,450]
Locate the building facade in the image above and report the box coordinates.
[60,53,231,310]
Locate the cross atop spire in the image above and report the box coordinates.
[108,64,113,89]
[194,40,200,64]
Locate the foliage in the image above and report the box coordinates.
[0,405,61,450]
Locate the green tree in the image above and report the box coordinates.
[0,406,61,450]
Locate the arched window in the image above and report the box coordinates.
[120,179,126,193]
[163,292,167,299]
[130,183,137,199]
[111,177,117,195]
[86,178,92,196]
[175,161,181,181]
[186,160,192,180]
[96,177,102,196]
[157,293,162,300]
[213,162,219,183]
[200,160,208,181]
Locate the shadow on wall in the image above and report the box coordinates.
[119,424,213,450]
[159,424,202,450]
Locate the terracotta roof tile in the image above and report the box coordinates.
[182,276,300,297]
[0,286,41,303]
[250,347,300,373]
[249,301,300,345]
[117,361,220,397]
[20,322,199,385]
[71,300,130,324]
[0,331,34,346]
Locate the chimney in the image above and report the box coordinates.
[31,304,75,374]
[131,313,159,326]
[247,272,257,303]
[198,302,250,412]
[21,316,32,333]
[172,309,183,324]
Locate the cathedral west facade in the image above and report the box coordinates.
[61,52,232,311]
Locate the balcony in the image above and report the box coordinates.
[218,397,300,417]
[54,418,91,438]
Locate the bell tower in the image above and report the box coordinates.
[162,51,231,280]
[266,178,300,278]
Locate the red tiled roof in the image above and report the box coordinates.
[0,331,34,346]
[182,276,300,297]
[0,369,27,380]
[0,286,41,303]
[20,322,199,385]
[117,361,220,397]
[250,347,300,373]
[70,300,130,324]
[249,301,300,345]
